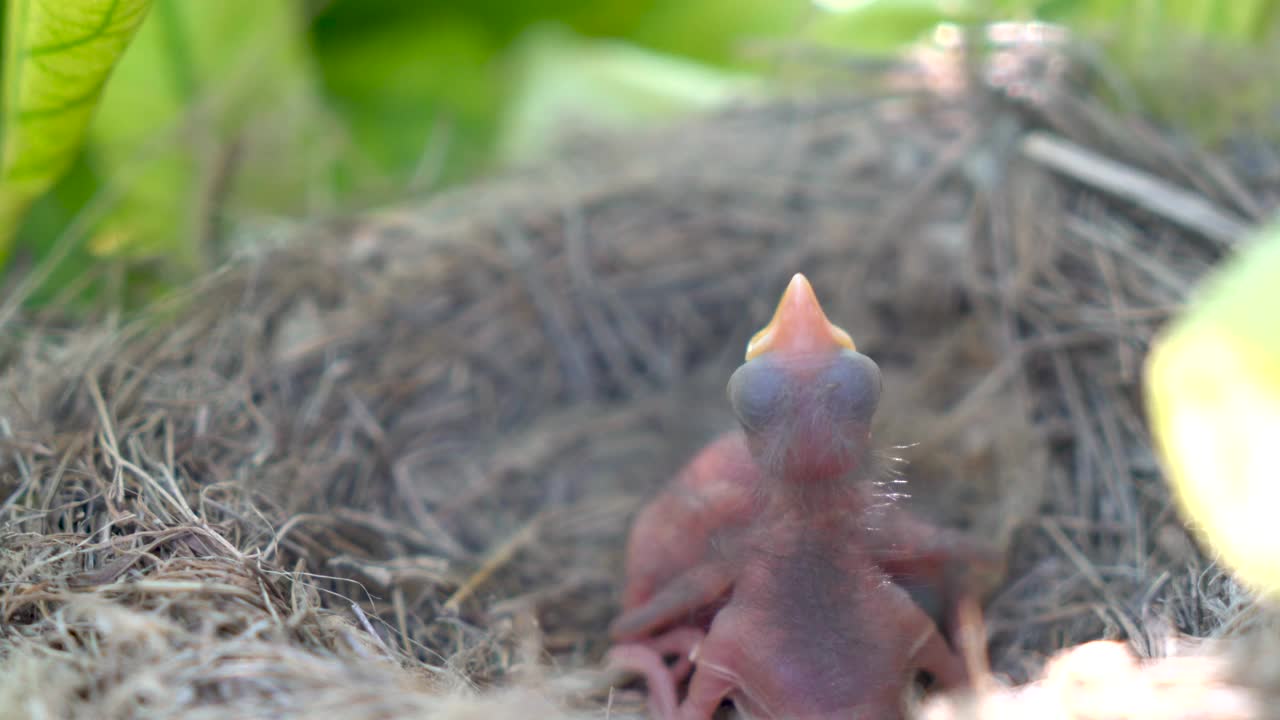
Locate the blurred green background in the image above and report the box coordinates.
[1,0,1277,311]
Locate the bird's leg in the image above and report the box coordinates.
[606,643,680,719]
[607,627,706,718]
[882,566,970,691]
[866,508,1004,648]
[678,664,736,720]
[610,562,733,640]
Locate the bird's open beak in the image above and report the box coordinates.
[745,273,855,360]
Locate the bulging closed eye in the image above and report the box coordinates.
[818,351,882,424]
[727,359,787,432]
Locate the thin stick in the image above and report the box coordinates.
[1041,518,1146,650]
[392,586,411,656]
[350,601,393,655]
[1022,131,1249,246]
[442,514,544,615]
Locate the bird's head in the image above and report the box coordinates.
[727,273,882,482]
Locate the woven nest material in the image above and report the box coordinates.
[3,44,1280,719]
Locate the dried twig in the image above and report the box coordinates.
[1022,131,1251,246]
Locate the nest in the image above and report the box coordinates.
[3,44,1280,719]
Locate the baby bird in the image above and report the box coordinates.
[608,273,1000,719]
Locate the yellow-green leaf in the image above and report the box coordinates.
[1145,224,1280,597]
[0,0,152,264]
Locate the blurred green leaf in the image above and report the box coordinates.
[86,0,331,270]
[1061,0,1280,142]
[1146,223,1280,598]
[498,24,761,166]
[629,0,810,67]
[1085,0,1277,46]
[8,154,109,308]
[805,0,975,56]
[311,9,504,192]
[311,0,654,46]
[0,0,152,266]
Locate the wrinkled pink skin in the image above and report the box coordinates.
[608,429,1002,720]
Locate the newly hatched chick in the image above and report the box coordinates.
[609,274,999,719]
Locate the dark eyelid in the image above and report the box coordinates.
[729,352,881,430]
[821,351,881,423]
[728,359,786,431]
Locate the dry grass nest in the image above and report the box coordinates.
[4,41,1280,719]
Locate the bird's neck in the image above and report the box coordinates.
[759,459,879,523]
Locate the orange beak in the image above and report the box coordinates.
[745,273,855,360]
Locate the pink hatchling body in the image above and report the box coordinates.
[608,274,1002,720]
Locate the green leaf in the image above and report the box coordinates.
[628,0,810,67]
[498,24,761,166]
[1146,224,1280,598]
[0,0,152,265]
[804,0,975,57]
[86,0,330,270]
[311,10,505,190]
